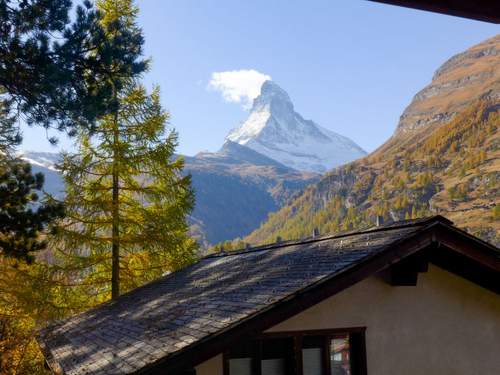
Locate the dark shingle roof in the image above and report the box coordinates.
[37,216,468,375]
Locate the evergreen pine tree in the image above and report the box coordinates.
[0,0,147,134]
[0,91,64,263]
[0,159,64,263]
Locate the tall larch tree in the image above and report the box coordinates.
[52,0,197,302]
[0,1,150,372]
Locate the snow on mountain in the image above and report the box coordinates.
[19,151,60,171]
[226,80,366,173]
[16,151,65,197]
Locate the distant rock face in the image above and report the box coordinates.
[396,34,500,134]
[226,81,366,173]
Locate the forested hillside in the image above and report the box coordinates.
[245,101,498,245]
[244,35,500,247]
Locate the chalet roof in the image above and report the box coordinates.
[37,216,499,375]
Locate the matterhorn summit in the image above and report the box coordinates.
[226,81,366,173]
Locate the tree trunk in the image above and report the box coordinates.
[111,162,120,299]
[111,92,120,299]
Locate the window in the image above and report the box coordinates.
[331,335,350,375]
[227,341,254,375]
[261,338,294,375]
[229,359,252,375]
[302,336,325,375]
[224,328,367,375]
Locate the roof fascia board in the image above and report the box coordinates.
[434,223,500,272]
[366,0,500,23]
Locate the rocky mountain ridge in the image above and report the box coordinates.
[395,34,500,135]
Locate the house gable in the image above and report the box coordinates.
[265,264,500,375]
[194,264,500,375]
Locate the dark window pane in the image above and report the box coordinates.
[302,347,323,375]
[303,335,324,348]
[229,341,255,358]
[261,358,286,375]
[229,358,252,375]
[302,336,324,375]
[330,335,351,375]
[228,341,255,375]
[261,338,290,359]
[261,338,293,375]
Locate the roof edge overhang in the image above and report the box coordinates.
[367,0,500,23]
[135,220,499,375]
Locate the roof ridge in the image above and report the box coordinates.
[204,215,452,259]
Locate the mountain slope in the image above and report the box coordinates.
[185,142,317,245]
[226,81,366,173]
[245,35,500,246]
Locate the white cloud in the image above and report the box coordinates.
[208,69,272,109]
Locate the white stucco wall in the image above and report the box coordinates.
[196,265,500,375]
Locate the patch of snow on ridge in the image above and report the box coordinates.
[18,152,60,171]
[227,107,271,145]
[225,80,366,173]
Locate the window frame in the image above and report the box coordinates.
[223,327,367,375]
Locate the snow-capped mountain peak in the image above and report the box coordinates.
[226,80,365,173]
[254,80,293,109]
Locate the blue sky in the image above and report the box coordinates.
[21,0,498,155]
